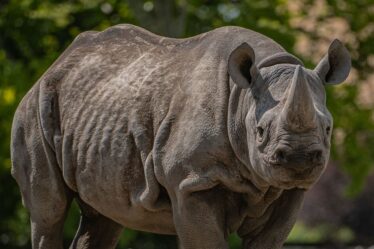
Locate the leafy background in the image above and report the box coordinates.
[0,0,373,248]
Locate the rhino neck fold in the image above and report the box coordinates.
[227,83,273,193]
[227,83,250,163]
[257,52,304,69]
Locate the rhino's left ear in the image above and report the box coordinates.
[228,42,259,89]
[314,39,351,85]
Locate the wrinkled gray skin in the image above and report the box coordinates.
[11,25,351,249]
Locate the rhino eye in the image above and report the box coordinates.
[256,126,264,139]
[326,126,331,135]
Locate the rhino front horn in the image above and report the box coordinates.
[281,65,317,132]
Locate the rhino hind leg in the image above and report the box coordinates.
[70,198,123,249]
[11,97,73,249]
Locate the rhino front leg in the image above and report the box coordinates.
[172,185,229,249]
[239,189,304,249]
[69,199,123,249]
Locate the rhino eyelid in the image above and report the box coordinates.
[256,126,265,137]
[326,126,331,134]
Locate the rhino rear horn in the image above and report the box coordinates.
[314,39,351,85]
[281,65,317,132]
[228,43,259,89]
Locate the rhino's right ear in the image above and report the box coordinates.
[228,43,259,89]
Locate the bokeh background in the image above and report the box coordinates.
[0,0,373,248]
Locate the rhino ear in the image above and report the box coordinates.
[314,39,351,85]
[228,43,259,89]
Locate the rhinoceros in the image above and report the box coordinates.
[11,24,351,249]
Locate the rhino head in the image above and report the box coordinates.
[228,40,351,189]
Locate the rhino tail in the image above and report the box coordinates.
[38,71,64,166]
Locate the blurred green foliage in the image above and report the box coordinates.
[286,222,355,244]
[0,0,373,248]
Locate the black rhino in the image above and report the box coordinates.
[11,24,351,249]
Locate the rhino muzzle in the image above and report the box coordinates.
[270,145,324,172]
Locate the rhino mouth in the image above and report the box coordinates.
[264,157,324,188]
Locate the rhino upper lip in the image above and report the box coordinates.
[292,167,314,176]
[265,157,322,176]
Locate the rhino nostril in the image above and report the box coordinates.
[274,149,287,163]
[310,150,323,164]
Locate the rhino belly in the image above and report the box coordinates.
[60,115,175,234]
